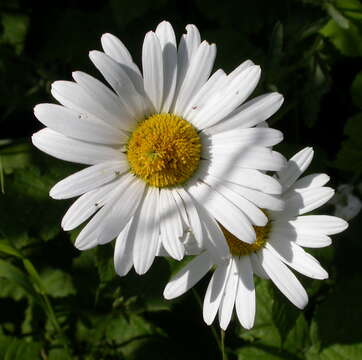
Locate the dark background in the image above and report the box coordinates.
[0,0,361,359]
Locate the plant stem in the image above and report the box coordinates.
[221,329,228,360]
[192,289,223,355]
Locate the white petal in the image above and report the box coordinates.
[34,104,127,145]
[218,258,238,330]
[250,253,269,279]
[176,188,203,247]
[72,71,136,131]
[101,33,133,63]
[132,187,160,274]
[203,260,229,325]
[193,65,261,130]
[89,50,149,121]
[289,215,348,235]
[203,128,283,148]
[114,220,134,277]
[183,69,227,120]
[32,128,120,165]
[205,92,284,135]
[295,233,332,248]
[259,248,308,309]
[187,181,256,244]
[195,202,230,261]
[155,21,177,112]
[173,24,201,106]
[51,80,120,128]
[163,252,213,299]
[202,160,282,194]
[74,175,145,250]
[174,41,216,116]
[171,189,189,228]
[159,189,185,260]
[266,239,328,280]
[283,187,335,216]
[202,174,268,226]
[50,160,128,199]
[219,182,284,211]
[277,147,314,190]
[61,179,121,230]
[101,33,144,91]
[291,173,330,190]
[142,31,164,112]
[235,256,255,330]
[203,145,286,172]
[227,60,255,80]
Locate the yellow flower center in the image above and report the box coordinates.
[221,220,271,257]
[127,113,201,188]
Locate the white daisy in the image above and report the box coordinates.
[163,147,348,330]
[32,21,286,276]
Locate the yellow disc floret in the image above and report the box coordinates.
[221,219,271,257]
[127,113,201,188]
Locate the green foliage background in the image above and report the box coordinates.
[0,0,361,359]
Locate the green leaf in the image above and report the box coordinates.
[0,143,31,175]
[0,259,37,299]
[351,71,362,109]
[0,13,29,54]
[40,268,76,298]
[121,258,171,312]
[325,3,350,29]
[307,344,362,360]
[283,314,310,355]
[0,239,23,258]
[335,113,362,172]
[237,345,294,360]
[335,0,362,21]
[272,293,300,345]
[312,276,362,347]
[320,19,362,57]
[48,348,72,360]
[0,336,41,360]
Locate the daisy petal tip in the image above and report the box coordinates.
[74,240,90,251]
[163,286,175,300]
[48,187,59,200]
[157,20,171,28]
[242,321,254,330]
[33,104,42,115]
[100,32,112,41]
[340,218,349,232]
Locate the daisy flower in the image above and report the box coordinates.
[163,147,348,330]
[32,21,285,276]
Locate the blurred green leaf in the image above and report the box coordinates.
[0,13,29,54]
[307,343,362,360]
[0,336,41,360]
[325,3,350,29]
[334,0,362,21]
[320,19,362,56]
[335,113,362,171]
[40,268,76,298]
[0,259,37,299]
[0,143,31,175]
[351,71,362,108]
[237,345,294,360]
[312,276,362,347]
[48,348,72,360]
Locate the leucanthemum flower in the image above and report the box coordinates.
[163,147,348,330]
[32,21,286,276]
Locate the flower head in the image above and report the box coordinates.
[32,21,285,277]
[163,147,348,330]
